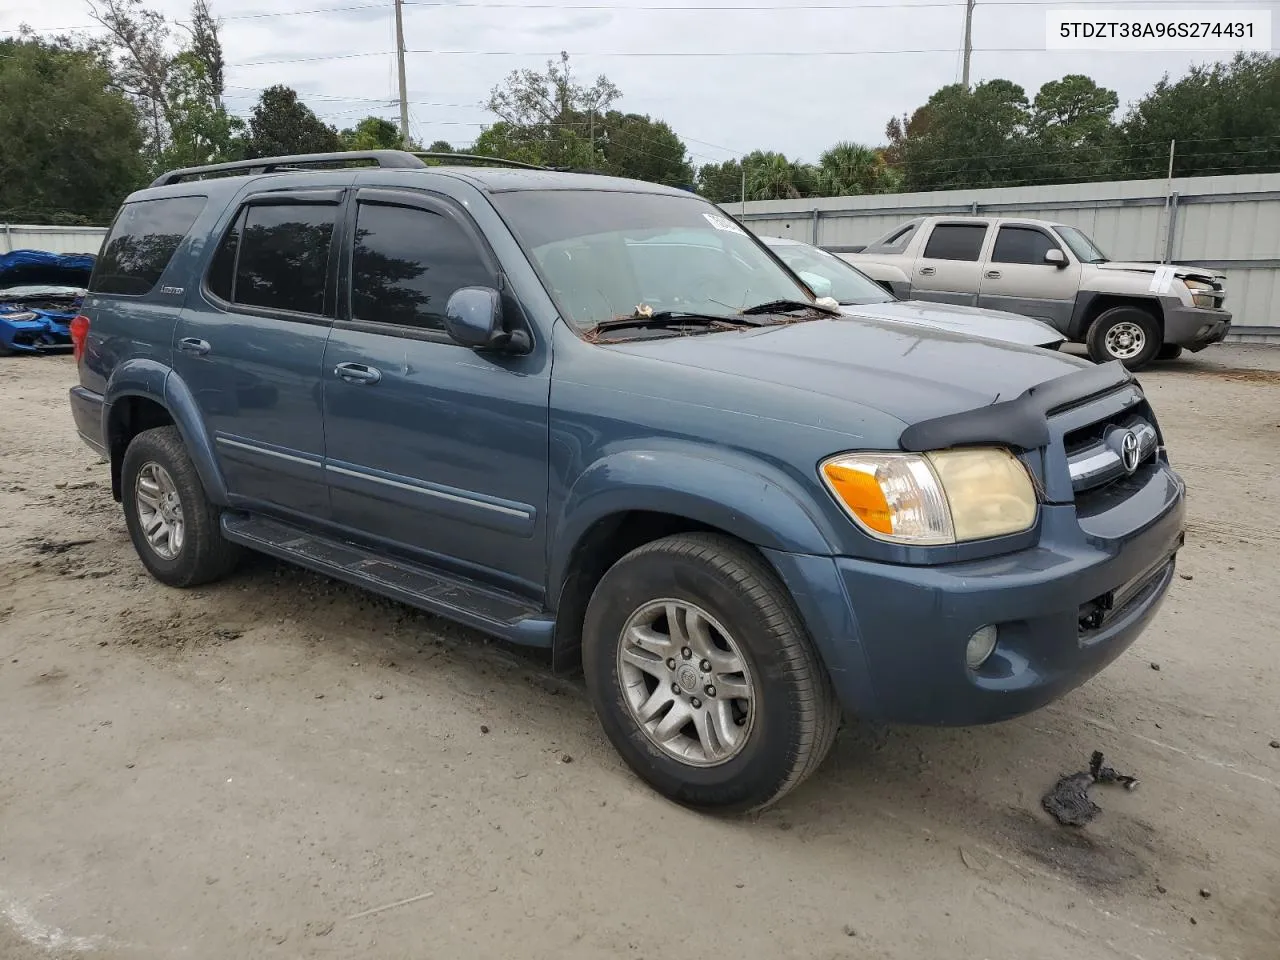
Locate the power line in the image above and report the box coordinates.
[2,0,1224,32]
[232,46,1056,67]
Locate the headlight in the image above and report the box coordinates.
[1181,279,1218,309]
[0,311,38,322]
[820,447,1038,545]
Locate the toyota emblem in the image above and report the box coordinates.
[1120,430,1140,473]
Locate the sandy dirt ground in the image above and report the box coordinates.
[2,346,1278,960]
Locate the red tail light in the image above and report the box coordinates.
[70,314,90,363]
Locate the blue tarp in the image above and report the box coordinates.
[0,249,96,289]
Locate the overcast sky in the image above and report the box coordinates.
[5,0,1277,165]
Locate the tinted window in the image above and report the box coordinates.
[992,226,1058,264]
[865,221,919,254]
[351,203,493,330]
[90,196,207,295]
[232,204,336,314]
[206,211,241,302]
[922,223,987,261]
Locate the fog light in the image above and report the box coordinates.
[966,625,998,670]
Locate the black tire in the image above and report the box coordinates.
[582,532,840,813]
[121,425,240,587]
[1086,306,1161,370]
[1158,343,1184,361]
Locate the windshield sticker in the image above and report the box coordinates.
[703,212,746,235]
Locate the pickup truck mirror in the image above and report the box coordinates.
[444,286,528,353]
[1044,249,1068,268]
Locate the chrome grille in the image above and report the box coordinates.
[1067,415,1158,496]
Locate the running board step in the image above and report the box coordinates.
[220,513,554,647]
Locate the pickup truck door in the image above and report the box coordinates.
[320,188,551,596]
[909,221,989,306]
[977,224,1081,328]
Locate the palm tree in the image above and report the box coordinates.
[745,151,812,200]
[816,141,881,196]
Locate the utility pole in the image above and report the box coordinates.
[394,0,411,148]
[961,0,976,87]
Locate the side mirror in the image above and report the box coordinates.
[444,286,527,352]
[1044,249,1068,268]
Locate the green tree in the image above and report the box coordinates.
[1119,53,1280,179]
[0,33,146,223]
[1028,75,1119,183]
[341,116,403,151]
[815,141,893,196]
[696,159,744,204]
[482,51,617,169]
[887,80,1032,190]
[595,111,693,186]
[160,52,243,169]
[744,150,815,200]
[245,85,342,158]
[90,0,240,173]
[426,140,455,153]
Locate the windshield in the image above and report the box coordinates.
[1054,225,1109,263]
[492,190,815,329]
[765,241,893,305]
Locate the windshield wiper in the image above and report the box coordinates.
[739,299,836,316]
[592,311,768,333]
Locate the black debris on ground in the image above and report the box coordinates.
[1042,751,1140,827]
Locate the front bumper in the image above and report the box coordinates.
[0,315,72,353]
[765,469,1185,726]
[1163,304,1231,351]
[69,385,107,456]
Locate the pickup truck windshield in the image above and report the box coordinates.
[767,243,894,305]
[1054,225,1109,263]
[493,190,814,329]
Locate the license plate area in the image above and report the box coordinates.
[1078,539,1181,635]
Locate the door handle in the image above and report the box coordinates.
[334,362,382,385]
[985,270,1002,279]
[178,337,211,356]
[919,267,936,276]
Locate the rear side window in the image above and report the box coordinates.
[992,226,1059,264]
[89,196,207,295]
[208,203,337,315]
[350,203,493,331]
[922,223,987,262]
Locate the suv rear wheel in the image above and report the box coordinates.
[121,426,241,587]
[582,533,840,812]
[1086,305,1161,370]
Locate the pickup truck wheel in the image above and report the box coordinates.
[1158,344,1184,361]
[582,533,840,813]
[1086,306,1161,370]
[121,426,241,587]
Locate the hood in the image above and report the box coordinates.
[0,250,96,289]
[838,299,1063,347]
[1093,261,1225,283]
[608,315,1090,429]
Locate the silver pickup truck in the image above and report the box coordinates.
[843,216,1231,370]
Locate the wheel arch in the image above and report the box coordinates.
[1068,292,1164,342]
[103,362,227,504]
[547,449,842,673]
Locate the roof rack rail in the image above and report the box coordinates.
[411,152,549,171]
[149,149,427,187]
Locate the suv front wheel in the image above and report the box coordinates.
[121,426,241,587]
[1086,305,1162,370]
[582,533,840,812]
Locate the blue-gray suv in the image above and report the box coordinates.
[69,150,1186,811]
